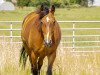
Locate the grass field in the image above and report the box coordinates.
[0,7,100,75]
[0,7,100,21]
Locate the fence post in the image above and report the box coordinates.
[72,22,75,51]
[10,22,13,47]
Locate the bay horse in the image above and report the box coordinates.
[20,5,61,75]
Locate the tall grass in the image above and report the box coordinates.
[0,38,100,75]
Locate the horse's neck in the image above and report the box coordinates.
[53,21,61,45]
[29,25,43,49]
[32,18,42,32]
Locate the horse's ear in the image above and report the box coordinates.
[36,4,44,13]
[49,5,55,14]
[40,4,44,11]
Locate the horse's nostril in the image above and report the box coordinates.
[44,40,52,47]
[49,40,52,44]
[44,40,47,45]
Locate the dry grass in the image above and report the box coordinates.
[0,38,100,75]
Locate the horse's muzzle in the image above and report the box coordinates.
[44,39,52,47]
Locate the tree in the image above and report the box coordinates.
[17,0,30,7]
[75,0,88,7]
[6,0,12,2]
[30,0,50,7]
[17,0,94,8]
[89,0,94,5]
[60,0,88,7]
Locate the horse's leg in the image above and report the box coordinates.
[38,56,45,75]
[46,51,56,75]
[29,51,38,75]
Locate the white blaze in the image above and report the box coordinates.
[46,16,50,43]
[46,25,50,43]
[47,30,49,43]
[46,17,50,22]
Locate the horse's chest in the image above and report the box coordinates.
[45,46,57,55]
[37,45,56,56]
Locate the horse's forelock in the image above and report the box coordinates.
[39,7,49,19]
[44,6,49,14]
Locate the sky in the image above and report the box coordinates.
[93,0,100,6]
[0,0,4,5]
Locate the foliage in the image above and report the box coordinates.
[17,0,31,7]
[59,0,69,8]
[6,0,12,2]
[89,0,94,5]
[13,0,95,8]
[32,0,50,7]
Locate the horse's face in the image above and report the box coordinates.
[41,5,55,47]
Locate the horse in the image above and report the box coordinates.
[20,5,61,75]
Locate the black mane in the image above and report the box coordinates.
[35,5,49,19]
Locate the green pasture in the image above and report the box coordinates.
[0,7,100,21]
[0,7,100,75]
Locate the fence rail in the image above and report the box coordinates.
[0,21,100,53]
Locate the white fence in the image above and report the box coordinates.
[0,21,100,53]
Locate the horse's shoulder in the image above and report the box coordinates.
[55,21,61,32]
[22,12,39,30]
[23,12,38,24]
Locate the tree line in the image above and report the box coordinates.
[6,0,94,8]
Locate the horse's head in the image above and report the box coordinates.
[41,5,55,47]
